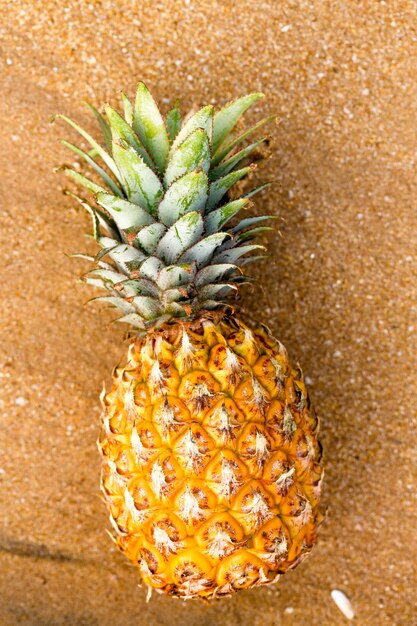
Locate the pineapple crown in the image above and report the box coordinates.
[59,82,275,332]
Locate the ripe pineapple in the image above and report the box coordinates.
[59,83,323,600]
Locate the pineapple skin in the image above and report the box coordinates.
[99,312,323,599]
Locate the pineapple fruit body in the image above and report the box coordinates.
[99,313,322,599]
[60,82,324,599]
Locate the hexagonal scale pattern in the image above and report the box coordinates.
[99,313,323,599]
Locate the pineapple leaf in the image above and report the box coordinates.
[96,193,155,230]
[236,226,275,242]
[121,92,133,125]
[70,252,96,262]
[61,140,123,197]
[138,257,165,281]
[84,276,111,289]
[232,215,276,233]
[243,182,271,199]
[165,302,189,317]
[194,264,240,287]
[240,254,269,266]
[110,245,145,263]
[206,166,252,211]
[166,102,181,141]
[210,138,267,180]
[213,244,265,264]
[197,283,237,300]
[85,102,113,152]
[170,105,214,152]
[233,274,254,284]
[104,242,146,265]
[212,115,275,165]
[112,141,163,214]
[133,223,166,254]
[196,299,230,310]
[90,295,136,314]
[57,114,121,182]
[114,278,159,298]
[64,168,107,195]
[133,82,170,173]
[67,192,118,240]
[212,92,264,153]
[162,288,190,304]
[72,254,114,271]
[62,85,274,325]
[71,195,100,241]
[155,211,204,264]
[129,295,163,319]
[158,171,208,227]
[85,268,127,284]
[157,264,195,290]
[179,232,230,268]
[164,128,211,187]
[105,105,156,169]
[114,313,145,328]
[95,242,119,261]
[205,198,250,234]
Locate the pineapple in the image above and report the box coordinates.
[59,83,323,600]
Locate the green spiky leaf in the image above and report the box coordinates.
[129,295,163,319]
[58,114,121,182]
[194,264,239,287]
[115,278,159,298]
[166,102,181,141]
[157,264,195,290]
[133,223,166,254]
[171,105,213,151]
[96,193,155,230]
[197,283,237,300]
[91,295,136,315]
[61,140,123,197]
[162,287,190,304]
[206,167,251,211]
[236,226,274,242]
[60,84,275,329]
[112,141,163,214]
[243,182,271,199]
[232,215,276,234]
[105,105,155,169]
[64,168,107,195]
[164,128,210,187]
[85,102,112,152]
[205,198,250,234]
[179,232,229,268]
[105,243,146,265]
[138,257,165,281]
[133,82,170,172]
[158,171,208,226]
[240,254,269,266]
[212,93,264,153]
[85,268,127,284]
[213,244,265,264]
[210,138,267,180]
[155,211,204,264]
[121,92,133,125]
[67,192,118,240]
[212,114,275,165]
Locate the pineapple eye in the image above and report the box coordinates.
[216,551,266,588]
[139,546,162,575]
[170,550,212,585]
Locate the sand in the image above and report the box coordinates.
[1,1,416,624]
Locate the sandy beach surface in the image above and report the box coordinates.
[1,1,416,624]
